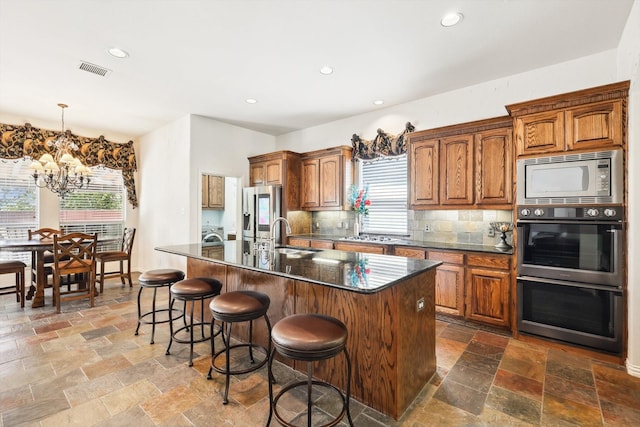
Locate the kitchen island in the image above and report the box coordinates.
[157,241,441,420]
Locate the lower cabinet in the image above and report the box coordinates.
[465,254,511,328]
[395,246,511,329]
[287,237,311,247]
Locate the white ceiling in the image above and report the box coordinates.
[0,0,634,138]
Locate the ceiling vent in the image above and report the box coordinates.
[78,61,111,77]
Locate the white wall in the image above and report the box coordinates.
[136,116,191,273]
[617,0,640,376]
[275,41,638,376]
[136,114,276,273]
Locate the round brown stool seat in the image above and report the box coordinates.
[165,277,223,366]
[135,268,185,344]
[0,260,27,308]
[207,290,272,404]
[267,314,353,427]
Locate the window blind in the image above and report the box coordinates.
[0,159,38,261]
[60,167,125,250]
[360,155,408,235]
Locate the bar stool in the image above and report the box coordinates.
[207,290,272,404]
[135,268,185,344]
[165,277,223,366]
[267,314,353,427]
[0,260,27,308]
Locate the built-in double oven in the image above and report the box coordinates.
[516,149,625,354]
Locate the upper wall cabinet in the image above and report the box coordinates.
[248,150,301,211]
[300,146,353,211]
[202,174,225,209]
[408,116,513,209]
[506,81,629,157]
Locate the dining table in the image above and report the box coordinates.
[0,237,119,308]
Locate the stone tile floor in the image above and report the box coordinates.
[1,275,640,426]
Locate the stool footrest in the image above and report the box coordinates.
[138,308,184,326]
[170,322,217,345]
[273,380,347,427]
[210,343,269,376]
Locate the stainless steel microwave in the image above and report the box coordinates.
[516,149,623,205]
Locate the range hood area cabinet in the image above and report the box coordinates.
[408,116,513,209]
[248,150,301,211]
[506,81,629,158]
[201,174,225,209]
[300,146,353,211]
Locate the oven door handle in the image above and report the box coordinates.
[517,220,623,226]
[517,275,623,292]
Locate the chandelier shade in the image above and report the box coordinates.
[28,104,91,198]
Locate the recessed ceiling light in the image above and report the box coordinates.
[107,47,129,58]
[441,12,463,27]
[373,100,384,105]
[245,98,258,104]
[319,65,333,75]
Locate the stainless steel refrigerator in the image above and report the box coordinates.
[242,185,282,247]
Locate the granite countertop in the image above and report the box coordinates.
[156,241,441,294]
[290,234,514,255]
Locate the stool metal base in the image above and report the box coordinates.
[207,317,272,405]
[135,285,184,344]
[166,296,221,366]
[267,348,354,427]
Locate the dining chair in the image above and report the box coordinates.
[0,260,27,307]
[52,232,97,313]
[95,227,136,294]
[27,227,61,290]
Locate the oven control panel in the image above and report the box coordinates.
[518,205,623,221]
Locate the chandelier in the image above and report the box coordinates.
[28,103,91,198]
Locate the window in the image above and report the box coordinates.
[359,155,408,235]
[59,167,125,250]
[0,159,38,261]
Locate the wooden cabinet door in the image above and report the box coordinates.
[300,158,320,209]
[440,134,474,205]
[434,264,464,316]
[207,175,225,208]
[249,163,265,186]
[475,127,513,206]
[514,110,565,156]
[319,154,342,207]
[201,175,209,207]
[409,139,439,207]
[265,160,283,185]
[465,267,510,328]
[566,100,623,151]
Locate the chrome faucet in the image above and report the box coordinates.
[270,217,292,248]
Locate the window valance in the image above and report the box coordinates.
[351,122,415,161]
[0,122,138,208]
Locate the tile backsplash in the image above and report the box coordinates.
[309,209,514,246]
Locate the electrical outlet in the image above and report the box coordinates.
[416,298,425,312]
[424,224,432,232]
[488,227,495,237]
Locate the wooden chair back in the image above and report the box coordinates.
[28,228,61,241]
[52,232,97,313]
[121,227,136,257]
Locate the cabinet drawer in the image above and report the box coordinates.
[394,247,426,259]
[334,242,386,254]
[427,250,464,265]
[288,238,311,248]
[310,240,334,249]
[467,253,510,270]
